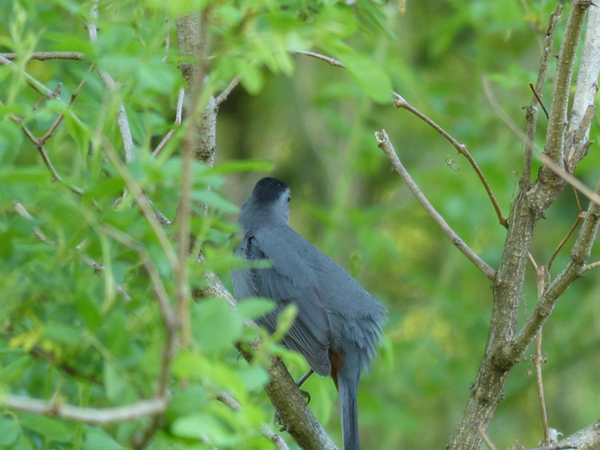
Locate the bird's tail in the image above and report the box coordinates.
[337,355,361,450]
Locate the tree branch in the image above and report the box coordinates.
[0,54,60,99]
[0,51,86,61]
[87,0,135,163]
[2,394,168,425]
[375,129,496,280]
[522,5,563,190]
[544,0,591,163]
[448,4,595,449]
[393,92,508,227]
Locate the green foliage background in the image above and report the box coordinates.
[1,0,599,449]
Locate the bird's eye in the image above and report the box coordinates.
[287,195,291,202]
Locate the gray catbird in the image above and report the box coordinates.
[232,177,387,450]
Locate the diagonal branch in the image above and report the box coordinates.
[86,0,135,163]
[0,54,60,99]
[393,92,508,228]
[376,129,496,280]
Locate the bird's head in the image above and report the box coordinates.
[239,177,291,229]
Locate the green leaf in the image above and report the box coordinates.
[84,428,123,450]
[211,159,275,175]
[192,189,239,214]
[21,416,71,443]
[0,416,20,445]
[191,299,243,353]
[327,45,393,104]
[104,363,128,404]
[237,298,276,320]
[64,112,90,160]
[171,413,231,445]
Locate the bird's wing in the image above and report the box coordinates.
[234,230,333,377]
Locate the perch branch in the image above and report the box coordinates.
[376,129,495,280]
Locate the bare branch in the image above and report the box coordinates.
[393,92,508,227]
[582,260,600,272]
[533,266,549,445]
[483,77,600,208]
[216,75,241,106]
[2,394,168,425]
[87,0,135,163]
[297,51,344,67]
[555,419,600,450]
[0,54,60,99]
[544,0,591,163]
[498,177,600,367]
[0,51,86,61]
[152,87,185,157]
[376,129,496,280]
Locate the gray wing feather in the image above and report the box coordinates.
[232,230,333,377]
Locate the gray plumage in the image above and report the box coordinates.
[231,177,387,450]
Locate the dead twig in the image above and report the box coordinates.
[376,129,496,280]
[393,92,508,228]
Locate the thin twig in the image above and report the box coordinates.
[0,52,86,61]
[297,51,344,67]
[152,87,185,157]
[534,266,550,445]
[376,129,496,280]
[39,63,95,145]
[475,421,497,450]
[216,391,291,450]
[529,82,550,119]
[2,394,168,425]
[547,212,584,272]
[483,76,600,208]
[583,261,600,272]
[393,92,508,228]
[0,54,60,99]
[87,1,135,163]
[215,75,241,106]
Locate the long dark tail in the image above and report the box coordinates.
[337,356,361,450]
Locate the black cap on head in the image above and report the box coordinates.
[251,177,289,205]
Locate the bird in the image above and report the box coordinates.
[231,177,387,450]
